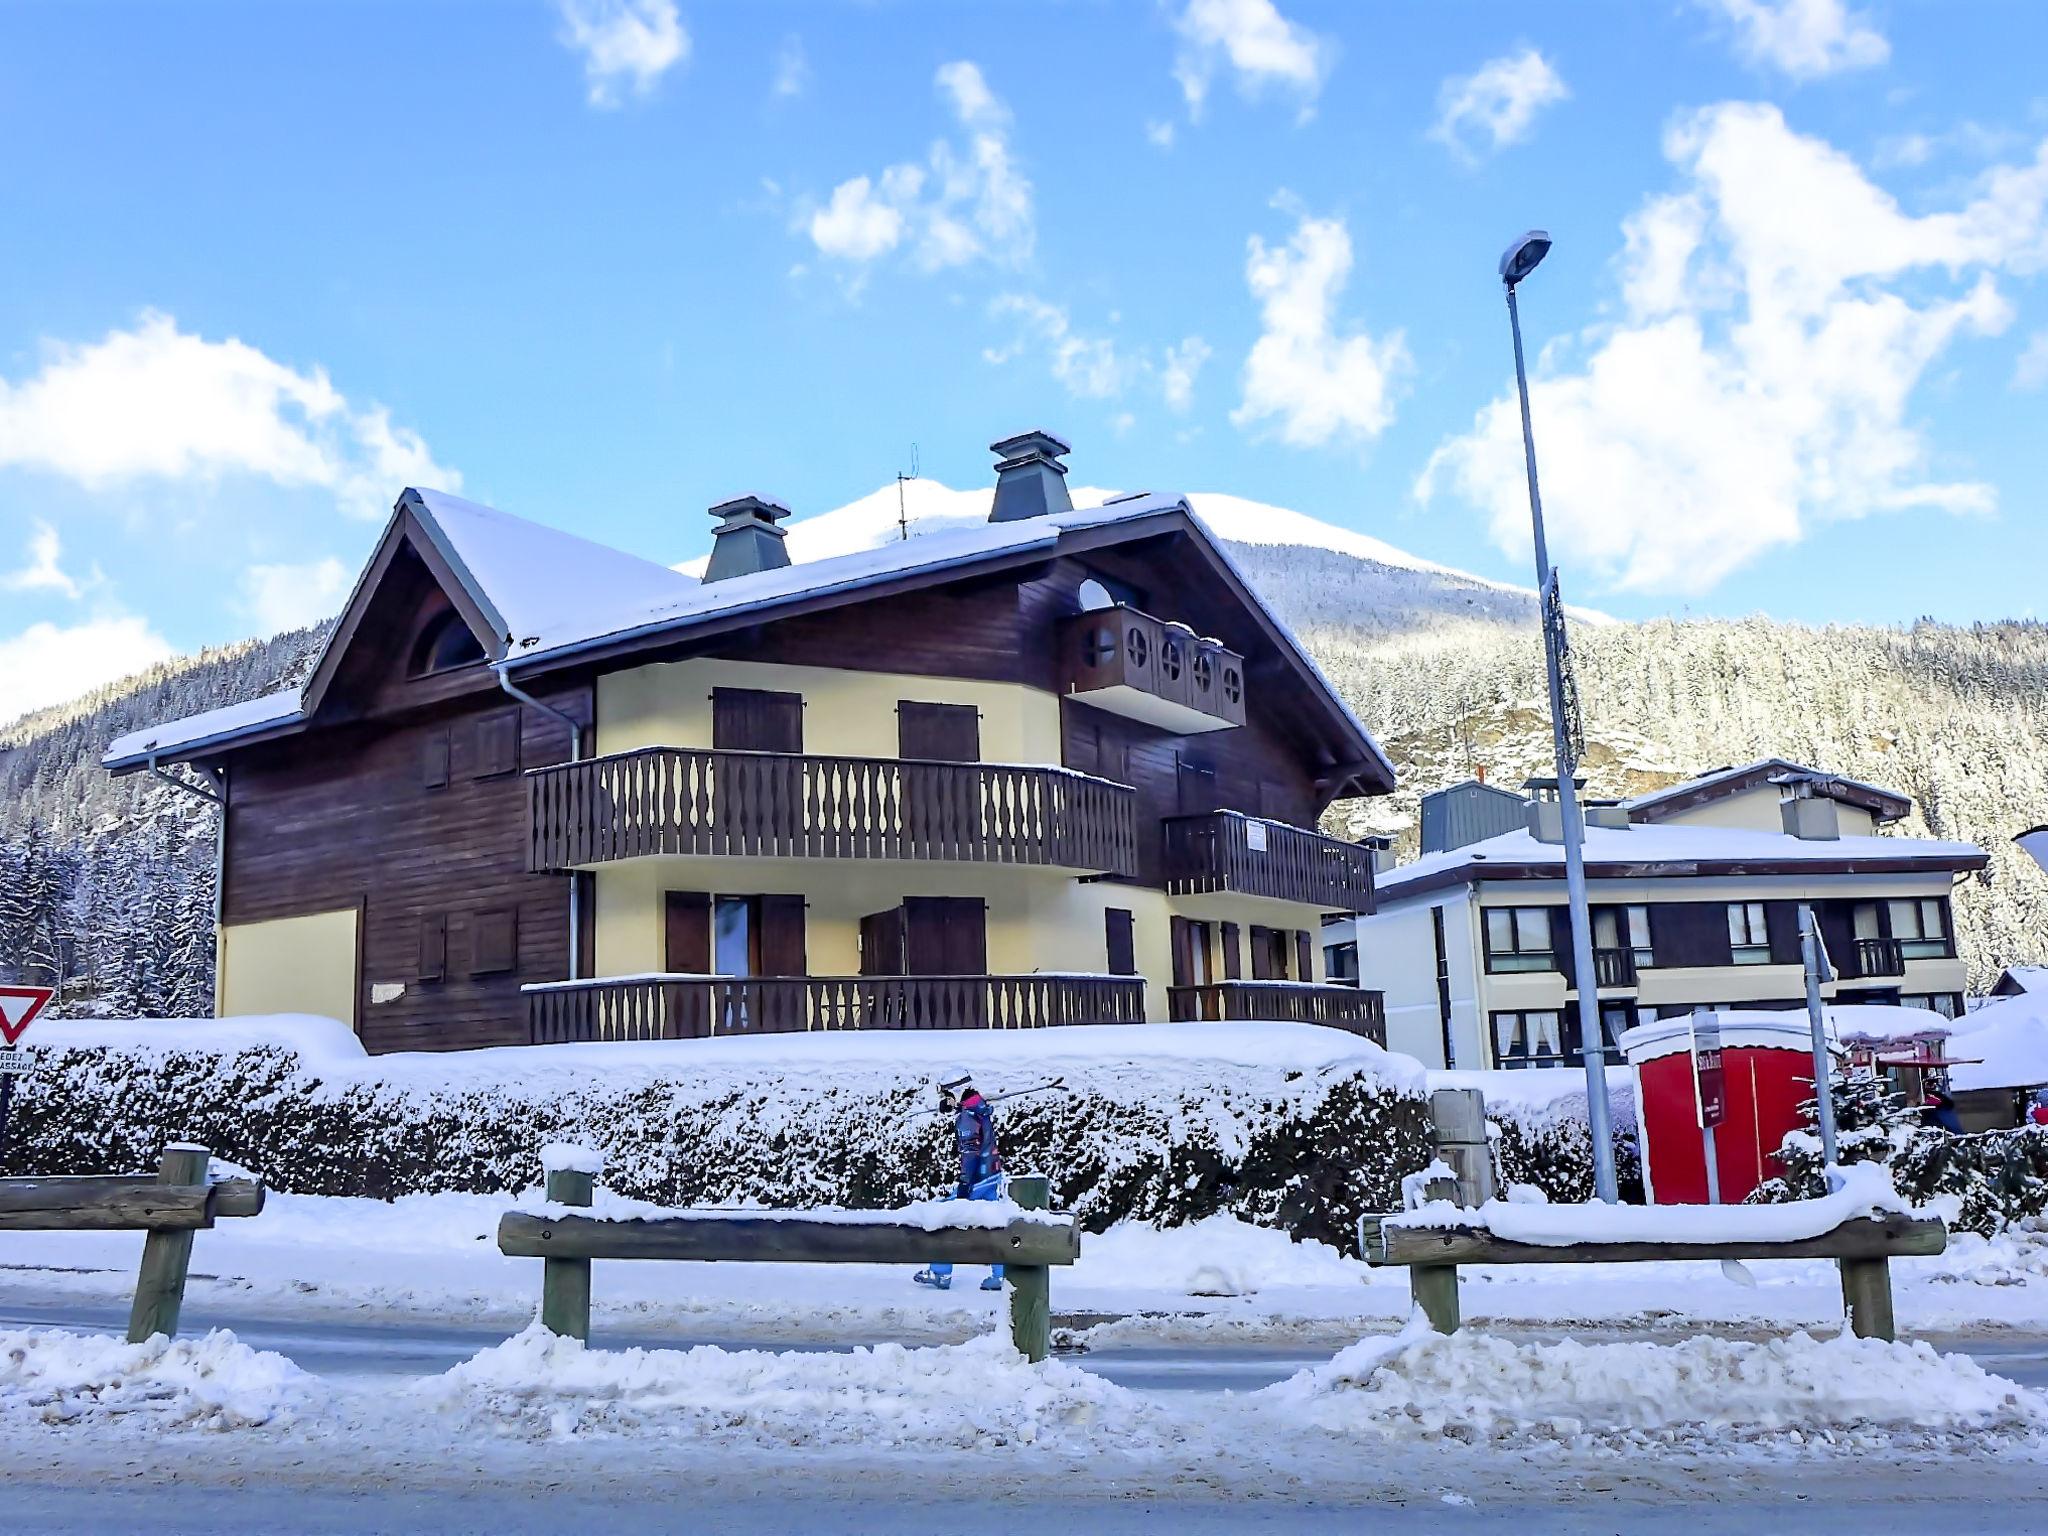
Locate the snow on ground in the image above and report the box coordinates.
[1264,1320,2046,1454]
[423,1327,1167,1450]
[0,1328,319,1431]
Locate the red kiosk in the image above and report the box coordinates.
[1620,1011,1837,1205]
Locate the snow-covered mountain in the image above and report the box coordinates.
[680,479,1609,632]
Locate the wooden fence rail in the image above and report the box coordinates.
[529,747,1140,877]
[499,1167,1074,1361]
[1161,810,1377,911]
[1,1143,266,1342]
[1165,981,1386,1042]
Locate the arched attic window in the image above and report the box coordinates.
[409,609,487,676]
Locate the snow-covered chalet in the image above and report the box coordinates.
[104,433,1395,1053]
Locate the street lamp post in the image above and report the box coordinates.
[1500,230,1620,1204]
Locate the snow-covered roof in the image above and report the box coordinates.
[1373,821,1987,904]
[106,484,1392,784]
[1948,993,2048,1092]
[104,685,305,768]
[1993,965,2048,995]
[1623,758,1910,822]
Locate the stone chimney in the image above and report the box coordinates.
[1776,772,1842,841]
[988,430,1074,523]
[1522,775,1588,846]
[703,494,792,583]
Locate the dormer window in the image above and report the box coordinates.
[410,610,486,676]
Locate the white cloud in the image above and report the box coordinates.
[2,522,82,599]
[2016,331,2048,390]
[242,557,353,636]
[773,34,809,100]
[557,0,688,108]
[1161,336,1213,412]
[1173,0,1330,121]
[1419,104,2048,595]
[805,62,1033,274]
[1431,47,1570,162]
[0,615,173,725]
[1699,0,1888,81]
[1145,119,1176,150]
[0,312,460,521]
[1232,208,1411,448]
[984,297,1135,399]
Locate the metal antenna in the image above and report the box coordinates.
[896,443,920,542]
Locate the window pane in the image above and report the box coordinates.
[1887,900,1919,940]
[1486,909,1513,954]
[1517,908,1552,950]
[714,897,753,977]
[1728,904,1745,946]
[1627,906,1650,948]
[1922,899,1946,938]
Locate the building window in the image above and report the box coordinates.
[1325,940,1359,985]
[1484,907,1555,972]
[1888,898,1950,960]
[1594,905,1654,968]
[714,896,757,977]
[1105,908,1137,976]
[1492,1009,1563,1069]
[1900,991,1963,1020]
[409,610,486,676]
[1728,902,1771,965]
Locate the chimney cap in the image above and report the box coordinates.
[990,429,1072,467]
[709,493,793,524]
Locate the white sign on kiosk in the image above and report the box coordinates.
[1245,820,1268,852]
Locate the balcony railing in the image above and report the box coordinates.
[1161,811,1376,911]
[1847,937,1906,979]
[526,973,1146,1042]
[528,748,1139,876]
[1591,948,1639,988]
[1059,604,1247,734]
[1165,981,1386,1043]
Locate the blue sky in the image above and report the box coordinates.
[2,0,2045,721]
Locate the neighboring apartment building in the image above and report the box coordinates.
[105,433,1393,1053]
[1330,762,1987,1070]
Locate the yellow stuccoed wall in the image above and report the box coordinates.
[597,658,1067,764]
[217,908,359,1027]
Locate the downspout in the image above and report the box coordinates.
[149,756,229,1012]
[494,666,585,981]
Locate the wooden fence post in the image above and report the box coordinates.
[1007,1174,1051,1363]
[540,1164,594,1342]
[1408,1088,1491,1336]
[1838,1255,1896,1342]
[126,1143,209,1344]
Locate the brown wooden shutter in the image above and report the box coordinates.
[422,730,450,790]
[758,894,808,977]
[1249,925,1284,981]
[1220,921,1242,981]
[1104,908,1136,976]
[897,701,981,762]
[712,688,803,753]
[904,897,987,975]
[1169,916,1196,989]
[474,709,521,778]
[418,915,446,983]
[1295,929,1314,982]
[860,906,906,977]
[664,890,711,974]
[471,909,518,975]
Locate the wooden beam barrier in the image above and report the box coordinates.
[499,1211,1080,1268]
[1005,1175,1052,1363]
[127,1144,211,1344]
[0,1173,264,1230]
[540,1164,594,1344]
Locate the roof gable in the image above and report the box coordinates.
[1624,759,1910,825]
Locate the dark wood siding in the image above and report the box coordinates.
[221,681,588,1054]
[1646,902,1734,969]
[1764,901,1804,965]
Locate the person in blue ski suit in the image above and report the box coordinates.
[913,1067,1005,1292]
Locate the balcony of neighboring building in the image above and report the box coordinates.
[1161,810,1377,912]
[1164,980,1387,1043]
[527,745,1139,877]
[1059,604,1246,735]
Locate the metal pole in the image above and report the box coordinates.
[1800,903,1840,1166]
[1702,1122,1721,1206]
[1506,281,1618,1203]
[0,1072,13,1167]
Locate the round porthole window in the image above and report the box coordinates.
[1082,624,1118,668]
[1193,651,1214,691]
[1222,665,1243,704]
[1161,639,1183,681]
[1127,625,1150,669]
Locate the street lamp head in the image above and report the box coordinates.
[1500,229,1552,286]
[2018,824,2048,876]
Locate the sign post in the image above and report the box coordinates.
[0,985,56,1166]
[1688,1006,1727,1205]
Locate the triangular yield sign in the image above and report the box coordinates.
[0,987,55,1044]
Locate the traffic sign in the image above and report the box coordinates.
[0,985,54,1046]
[1689,1009,1727,1128]
[0,1048,28,1075]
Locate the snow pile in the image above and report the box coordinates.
[1924,1224,2048,1287]
[0,1328,320,1432]
[1949,992,2048,1092]
[1390,1160,1919,1246]
[423,1327,1164,1449]
[512,1192,1074,1231]
[1072,1215,1366,1297]
[539,1141,606,1178]
[1266,1322,2046,1451]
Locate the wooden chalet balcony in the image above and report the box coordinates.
[526,973,1147,1043]
[1161,811,1376,911]
[528,747,1139,876]
[1059,604,1246,734]
[1845,937,1906,980]
[1165,981,1386,1043]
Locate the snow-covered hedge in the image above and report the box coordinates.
[5,1018,1452,1254]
